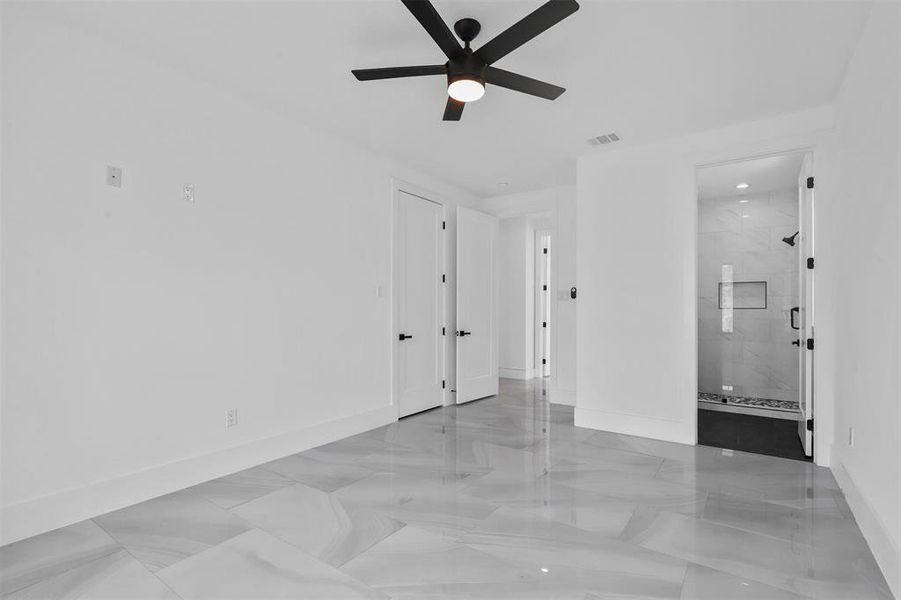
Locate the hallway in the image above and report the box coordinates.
[0,379,890,599]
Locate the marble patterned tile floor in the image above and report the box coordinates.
[0,379,892,599]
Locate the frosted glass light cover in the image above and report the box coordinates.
[448,79,485,102]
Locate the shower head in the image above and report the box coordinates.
[782,231,800,247]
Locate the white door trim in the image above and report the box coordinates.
[693,146,821,460]
[390,179,447,417]
[534,229,553,379]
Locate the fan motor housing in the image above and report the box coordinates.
[447,52,486,86]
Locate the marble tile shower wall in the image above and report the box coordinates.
[698,189,800,402]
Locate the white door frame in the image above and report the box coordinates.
[534,229,553,378]
[391,179,447,417]
[693,147,817,456]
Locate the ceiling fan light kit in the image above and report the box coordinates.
[351,0,580,121]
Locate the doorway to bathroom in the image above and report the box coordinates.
[696,151,814,461]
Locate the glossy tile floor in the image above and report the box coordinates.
[0,379,892,599]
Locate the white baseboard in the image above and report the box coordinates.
[831,455,900,598]
[549,387,576,407]
[499,367,535,380]
[574,406,695,445]
[0,404,397,547]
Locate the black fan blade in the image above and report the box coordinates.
[485,66,565,100]
[352,65,446,81]
[475,0,579,65]
[401,0,463,60]
[443,97,464,121]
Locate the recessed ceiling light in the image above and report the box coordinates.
[736,183,750,190]
[540,568,549,573]
[742,214,750,218]
[739,199,750,204]
[497,182,509,187]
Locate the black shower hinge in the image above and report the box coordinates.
[442,221,446,230]
[542,358,547,365]
[442,380,446,389]
[807,176,815,189]
[542,321,547,328]
[807,257,814,269]
[807,338,815,350]
[543,248,548,254]
[806,418,814,431]
[442,327,445,336]
[442,274,446,283]
[543,285,547,291]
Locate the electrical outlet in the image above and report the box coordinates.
[106,166,122,188]
[226,409,238,429]
[721,384,733,392]
[848,427,854,447]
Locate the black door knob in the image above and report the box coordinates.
[398,333,413,341]
[457,330,471,337]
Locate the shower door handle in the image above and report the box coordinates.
[790,307,800,330]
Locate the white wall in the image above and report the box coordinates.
[482,186,577,405]
[575,106,836,447]
[575,6,899,585]
[497,217,535,379]
[816,2,900,594]
[0,6,477,545]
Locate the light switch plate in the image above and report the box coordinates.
[183,184,195,202]
[106,166,122,188]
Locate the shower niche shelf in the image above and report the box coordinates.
[718,281,767,309]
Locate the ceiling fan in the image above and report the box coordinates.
[352,0,579,121]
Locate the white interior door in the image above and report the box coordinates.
[396,190,444,417]
[797,153,815,456]
[456,206,498,403]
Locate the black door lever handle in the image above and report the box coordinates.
[457,330,471,337]
[792,339,801,346]
[398,333,413,341]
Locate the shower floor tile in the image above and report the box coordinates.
[698,392,798,412]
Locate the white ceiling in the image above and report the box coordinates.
[43,0,871,197]
[697,152,806,200]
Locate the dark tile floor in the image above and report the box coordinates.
[698,409,812,462]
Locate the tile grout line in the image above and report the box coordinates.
[90,517,186,600]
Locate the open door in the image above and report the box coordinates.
[456,206,498,403]
[395,190,444,417]
[797,153,815,457]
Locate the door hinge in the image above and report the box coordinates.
[806,176,814,189]
[806,418,814,431]
[442,220,446,230]
[807,257,814,269]
[442,274,445,283]
[807,338,814,350]
[442,327,445,336]
[442,380,446,389]
[542,321,547,328]
[542,358,547,365]
[543,248,548,254]
[542,285,547,291]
